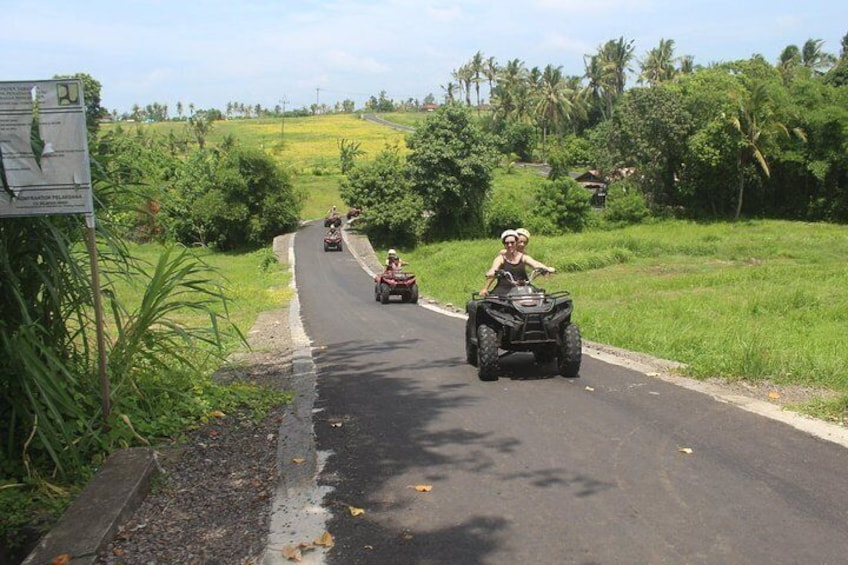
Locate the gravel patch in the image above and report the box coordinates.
[96,310,296,564]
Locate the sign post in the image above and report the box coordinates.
[0,79,110,420]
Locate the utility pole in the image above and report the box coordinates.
[316,87,321,114]
[280,96,288,146]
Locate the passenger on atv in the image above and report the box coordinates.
[479,229,555,296]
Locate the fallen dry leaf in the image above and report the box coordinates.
[282,545,302,561]
[678,447,694,455]
[314,531,335,547]
[364,545,374,550]
[768,391,781,400]
[410,484,433,492]
[50,555,71,565]
[349,505,365,516]
[210,410,226,418]
[330,422,343,428]
[291,457,305,464]
[584,386,595,392]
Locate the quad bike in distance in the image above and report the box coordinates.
[324,214,342,228]
[374,269,419,304]
[465,268,581,381]
[323,230,342,252]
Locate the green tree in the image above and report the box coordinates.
[406,104,499,240]
[606,86,694,208]
[339,146,424,247]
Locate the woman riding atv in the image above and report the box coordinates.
[385,249,408,271]
[480,229,554,296]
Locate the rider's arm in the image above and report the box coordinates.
[481,255,505,295]
[523,254,556,273]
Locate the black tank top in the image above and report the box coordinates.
[493,254,527,295]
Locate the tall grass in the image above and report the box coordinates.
[405,220,848,397]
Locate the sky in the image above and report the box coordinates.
[1,0,846,115]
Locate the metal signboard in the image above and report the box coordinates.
[0,79,94,218]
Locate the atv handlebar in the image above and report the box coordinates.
[495,267,553,286]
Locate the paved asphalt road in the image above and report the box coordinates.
[293,220,848,565]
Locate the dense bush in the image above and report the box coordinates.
[340,146,425,248]
[526,177,593,235]
[160,147,303,250]
[603,179,651,226]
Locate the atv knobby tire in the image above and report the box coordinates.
[409,284,419,304]
[380,283,390,304]
[557,323,582,378]
[477,324,499,381]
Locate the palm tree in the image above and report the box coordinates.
[470,50,485,110]
[639,38,676,86]
[452,65,473,106]
[533,64,574,153]
[582,54,609,120]
[440,82,457,103]
[484,56,498,103]
[727,82,805,220]
[778,45,802,83]
[801,38,836,74]
[493,58,527,121]
[601,37,635,96]
[586,37,635,119]
[677,55,695,75]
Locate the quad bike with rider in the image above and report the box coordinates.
[374,252,418,304]
[465,268,581,381]
[324,214,342,228]
[323,227,342,252]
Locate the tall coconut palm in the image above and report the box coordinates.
[600,37,636,96]
[493,58,527,121]
[470,50,485,110]
[677,55,695,75]
[586,37,635,119]
[484,56,498,102]
[801,38,836,74]
[582,54,609,120]
[533,64,574,153]
[639,38,677,86]
[440,82,458,103]
[452,64,474,106]
[778,45,802,83]
[727,81,804,220]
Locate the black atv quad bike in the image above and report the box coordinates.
[465,268,582,381]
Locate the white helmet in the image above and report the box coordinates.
[387,249,398,257]
[500,229,519,243]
